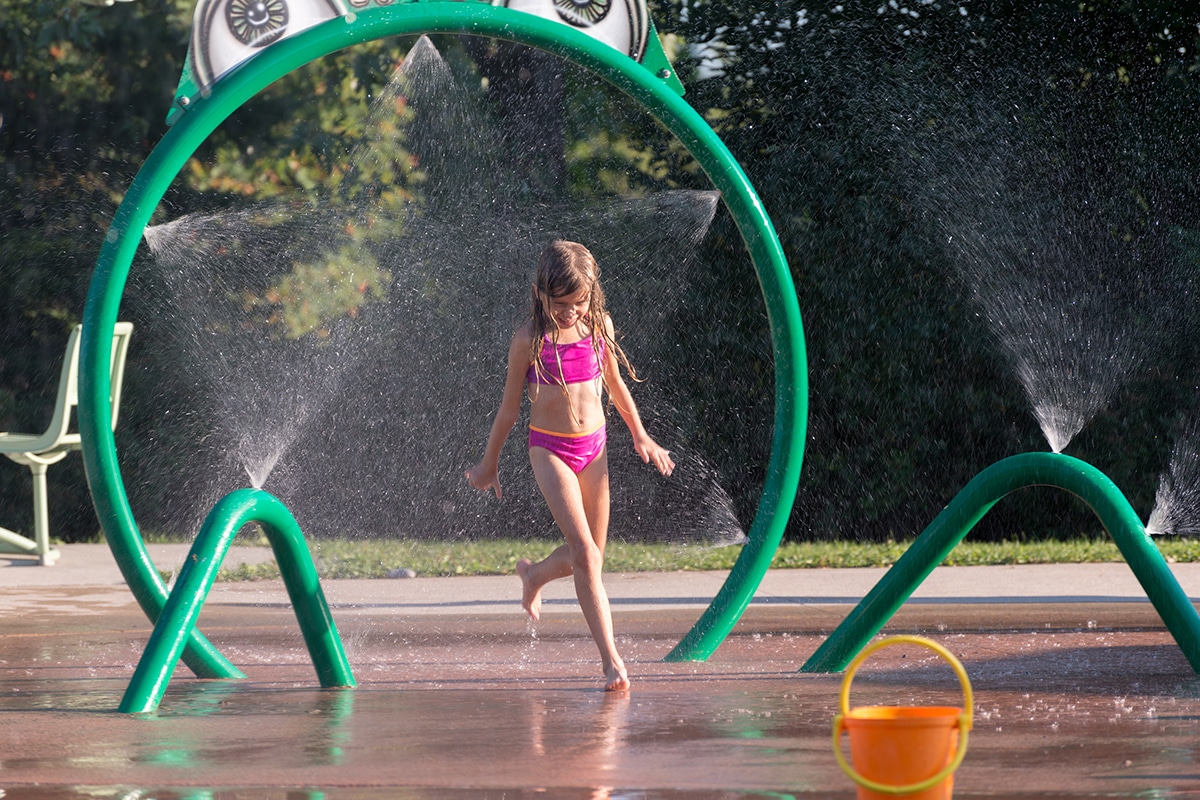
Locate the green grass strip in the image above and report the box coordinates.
[205,536,1200,582]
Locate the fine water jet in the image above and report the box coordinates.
[793,75,1200,674]
[1146,418,1200,536]
[917,129,1167,455]
[133,36,739,550]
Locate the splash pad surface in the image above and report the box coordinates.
[3,547,1200,798]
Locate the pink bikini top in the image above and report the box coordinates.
[527,334,605,385]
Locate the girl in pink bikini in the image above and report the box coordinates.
[466,239,675,691]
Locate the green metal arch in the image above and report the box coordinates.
[79,2,807,672]
[120,487,355,713]
[800,452,1200,673]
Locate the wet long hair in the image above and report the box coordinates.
[529,240,639,418]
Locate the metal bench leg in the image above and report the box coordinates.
[29,462,59,565]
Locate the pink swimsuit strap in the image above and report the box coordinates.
[527,334,605,385]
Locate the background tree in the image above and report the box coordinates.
[659,0,1200,540]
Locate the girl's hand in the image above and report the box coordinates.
[634,437,675,477]
[465,462,503,499]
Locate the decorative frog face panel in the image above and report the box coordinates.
[495,0,648,61]
[191,0,346,90]
[178,0,656,111]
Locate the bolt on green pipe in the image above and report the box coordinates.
[801,452,1200,674]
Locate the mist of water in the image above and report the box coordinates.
[955,261,1144,454]
[1146,418,1200,536]
[906,90,1173,454]
[133,36,743,546]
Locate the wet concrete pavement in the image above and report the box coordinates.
[3,545,1200,798]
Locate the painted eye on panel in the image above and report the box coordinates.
[226,0,290,47]
[494,0,647,62]
[553,0,611,27]
[192,0,345,90]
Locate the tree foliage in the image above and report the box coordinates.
[658,0,1200,539]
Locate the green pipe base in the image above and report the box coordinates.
[120,489,354,714]
[801,452,1200,674]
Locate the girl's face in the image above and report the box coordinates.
[542,285,592,330]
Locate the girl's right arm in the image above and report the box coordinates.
[465,328,531,499]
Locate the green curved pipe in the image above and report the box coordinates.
[120,488,355,713]
[78,2,806,670]
[801,451,1200,673]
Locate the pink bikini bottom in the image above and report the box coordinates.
[529,423,607,474]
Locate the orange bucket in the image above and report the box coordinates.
[832,636,973,799]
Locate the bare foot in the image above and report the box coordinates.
[516,558,542,621]
[604,659,630,692]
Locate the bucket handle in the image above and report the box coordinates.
[832,635,974,796]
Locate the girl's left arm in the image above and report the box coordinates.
[603,315,675,477]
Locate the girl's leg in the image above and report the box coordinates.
[528,447,626,690]
[518,447,610,618]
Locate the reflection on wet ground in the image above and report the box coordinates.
[2,592,1200,798]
